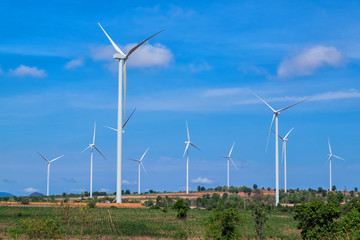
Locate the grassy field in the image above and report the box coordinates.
[0,205,300,239]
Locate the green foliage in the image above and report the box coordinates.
[253,184,258,190]
[294,200,340,239]
[8,228,22,239]
[173,198,189,219]
[21,217,62,239]
[332,185,337,191]
[251,200,267,240]
[327,192,342,206]
[173,228,188,240]
[143,199,154,207]
[205,208,245,240]
[342,208,360,238]
[87,200,97,208]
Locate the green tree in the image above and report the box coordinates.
[294,200,340,239]
[205,208,245,240]
[173,198,190,219]
[332,185,337,191]
[342,208,360,238]
[253,184,258,190]
[252,201,267,240]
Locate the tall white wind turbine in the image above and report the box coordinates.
[327,139,345,191]
[183,121,200,194]
[221,142,238,188]
[129,148,149,194]
[98,23,164,203]
[276,128,294,193]
[81,122,106,198]
[38,153,64,196]
[250,90,311,206]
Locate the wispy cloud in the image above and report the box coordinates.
[61,177,77,183]
[8,65,47,78]
[277,46,344,78]
[3,178,16,184]
[192,177,213,184]
[24,187,38,193]
[90,43,173,69]
[189,60,211,72]
[122,179,133,185]
[100,188,109,192]
[65,58,83,69]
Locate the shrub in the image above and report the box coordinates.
[8,228,22,239]
[87,200,96,208]
[294,200,340,239]
[21,217,62,239]
[252,201,267,240]
[205,208,246,240]
[173,228,188,240]
[342,208,360,238]
[173,198,190,219]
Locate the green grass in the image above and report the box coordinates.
[0,206,300,239]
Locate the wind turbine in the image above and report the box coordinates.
[98,23,164,203]
[275,128,294,193]
[327,139,345,191]
[221,142,238,188]
[183,121,200,194]
[250,90,311,206]
[38,153,64,196]
[81,122,106,198]
[129,148,149,194]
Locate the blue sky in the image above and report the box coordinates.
[1,0,360,195]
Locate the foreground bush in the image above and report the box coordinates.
[294,200,340,239]
[21,217,62,239]
[173,198,190,219]
[205,208,246,240]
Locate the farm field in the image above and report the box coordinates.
[0,205,300,239]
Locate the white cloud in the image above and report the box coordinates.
[24,187,38,192]
[191,177,213,184]
[65,58,83,69]
[9,65,46,78]
[122,179,131,185]
[100,188,109,192]
[277,46,344,78]
[91,43,173,68]
[189,60,211,72]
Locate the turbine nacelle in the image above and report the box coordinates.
[113,53,126,60]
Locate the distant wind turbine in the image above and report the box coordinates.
[129,148,149,194]
[105,108,136,133]
[183,121,200,194]
[221,142,238,188]
[98,23,164,203]
[250,90,311,206]
[327,139,345,191]
[38,153,64,196]
[274,128,294,193]
[81,122,106,198]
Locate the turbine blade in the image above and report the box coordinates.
[49,155,64,163]
[186,121,190,141]
[328,155,332,163]
[81,145,91,153]
[328,138,332,154]
[277,97,312,112]
[126,29,165,58]
[141,162,148,175]
[38,152,49,163]
[129,158,140,162]
[140,147,149,161]
[123,60,127,122]
[284,128,294,139]
[281,142,285,164]
[271,129,283,141]
[190,142,200,151]
[229,157,238,170]
[94,145,107,160]
[183,143,189,157]
[105,126,119,132]
[229,142,235,156]
[123,108,136,128]
[93,122,96,145]
[248,89,276,112]
[333,155,345,161]
[98,23,126,57]
[266,114,275,152]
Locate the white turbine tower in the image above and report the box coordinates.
[221,142,238,188]
[276,128,294,193]
[81,122,106,198]
[183,121,200,194]
[98,23,163,203]
[251,90,311,206]
[38,153,64,196]
[129,148,149,194]
[327,139,345,191]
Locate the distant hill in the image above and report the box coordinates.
[0,192,13,197]
[29,192,44,197]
